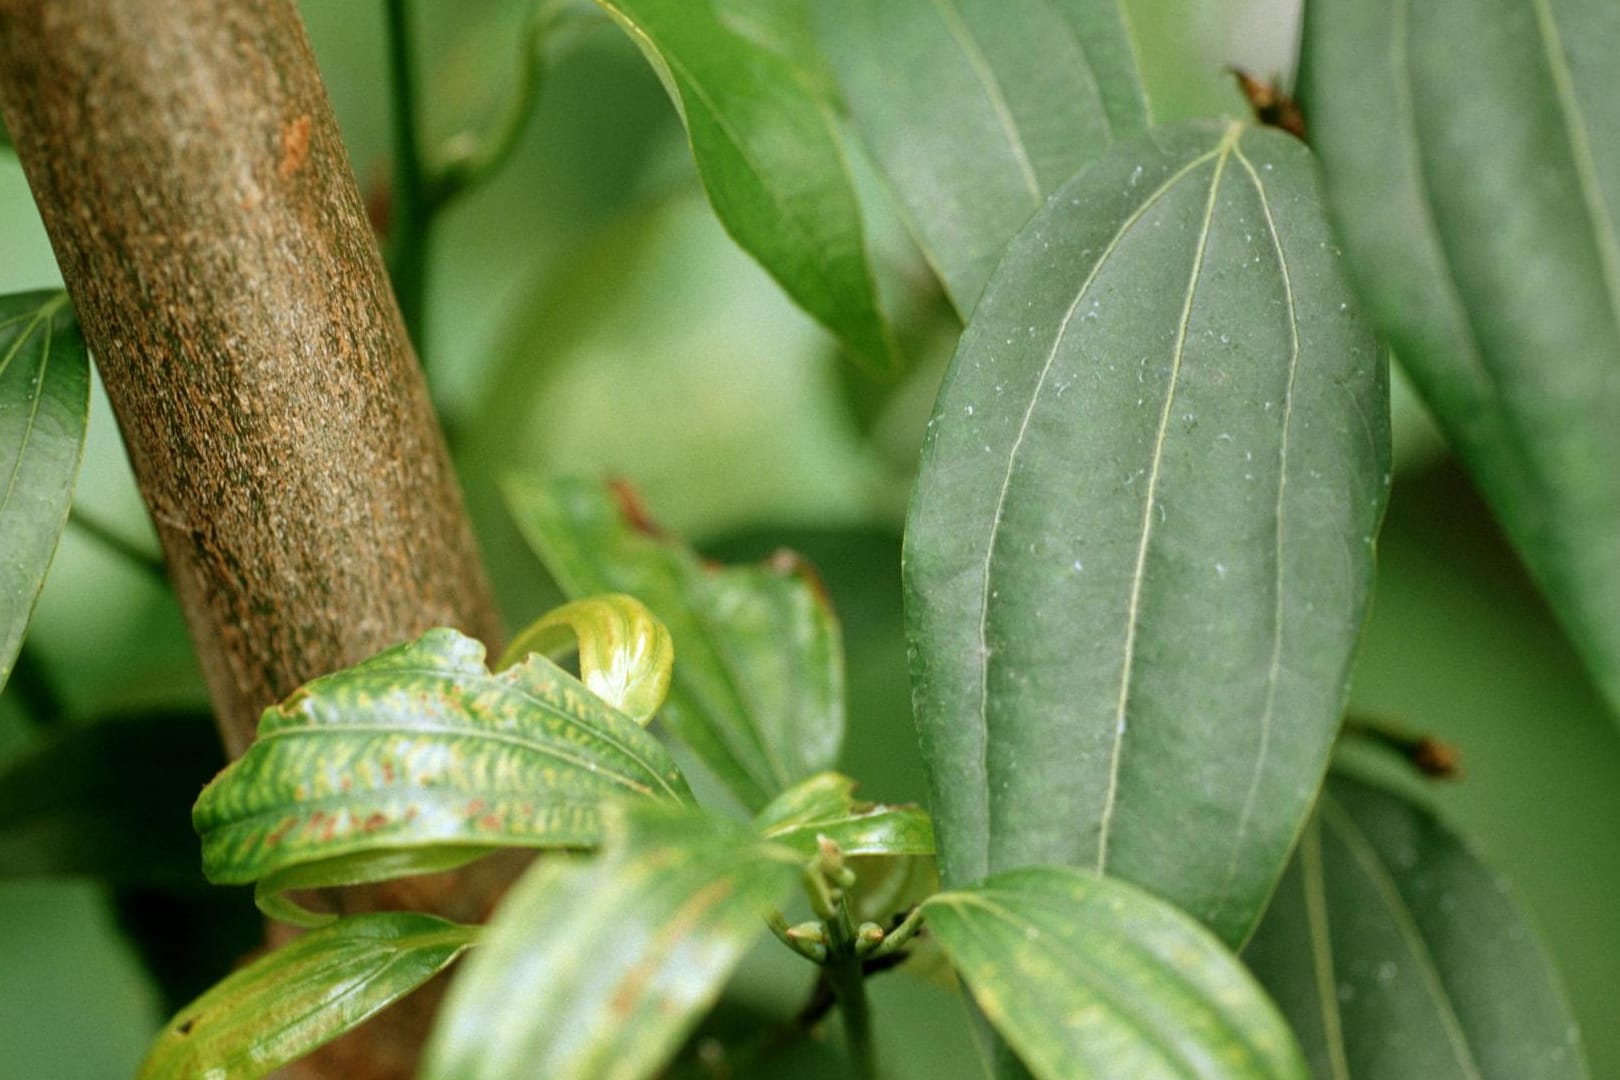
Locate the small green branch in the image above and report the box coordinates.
[1342,714,1462,779]
[426,0,592,208]
[69,506,168,587]
[383,0,431,353]
[806,838,878,1080]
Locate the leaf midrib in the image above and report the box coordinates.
[1095,123,1240,873]
[1321,796,1484,1080]
[972,127,1237,881]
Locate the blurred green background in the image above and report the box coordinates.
[2,1,1616,1076]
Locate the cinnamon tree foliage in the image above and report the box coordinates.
[2,1,1617,1078]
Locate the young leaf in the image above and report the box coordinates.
[0,291,90,690]
[819,0,1149,315]
[1244,774,1589,1080]
[137,913,476,1080]
[192,627,692,924]
[591,0,895,372]
[1300,0,1620,717]
[903,120,1390,945]
[0,710,222,889]
[421,803,800,1080]
[926,866,1308,1080]
[505,475,845,812]
[754,771,935,859]
[497,593,674,725]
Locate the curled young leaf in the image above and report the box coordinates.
[192,627,692,924]
[506,475,845,812]
[498,593,674,725]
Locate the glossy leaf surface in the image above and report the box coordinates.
[592,0,894,371]
[927,866,1307,1080]
[903,120,1390,944]
[422,804,798,1080]
[193,627,692,923]
[819,0,1149,315]
[138,913,475,1080]
[1300,0,1620,716]
[506,475,844,812]
[754,771,934,859]
[0,291,89,689]
[1244,774,1588,1079]
[0,711,222,888]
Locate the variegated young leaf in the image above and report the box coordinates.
[505,475,845,812]
[755,771,934,859]
[193,627,693,925]
[138,913,476,1080]
[1,291,90,690]
[422,803,800,1080]
[498,593,674,725]
[926,866,1308,1080]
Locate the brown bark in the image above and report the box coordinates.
[0,1,511,1075]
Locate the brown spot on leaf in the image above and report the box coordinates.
[177,1017,197,1036]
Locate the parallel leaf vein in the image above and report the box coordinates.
[973,135,1228,875]
[1096,123,1239,872]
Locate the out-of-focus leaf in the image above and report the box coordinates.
[754,771,934,859]
[422,803,799,1080]
[903,119,1389,944]
[1300,0,1620,717]
[926,866,1307,1080]
[0,292,89,689]
[0,710,221,888]
[192,627,692,925]
[591,0,896,372]
[506,475,845,812]
[497,593,674,725]
[1244,774,1588,1079]
[137,913,476,1080]
[819,0,1149,315]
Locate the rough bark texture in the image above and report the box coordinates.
[0,1,510,1075]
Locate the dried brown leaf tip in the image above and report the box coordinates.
[1231,68,1306,141]
[609,478,665,537]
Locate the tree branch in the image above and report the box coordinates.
[0,1,509,1075]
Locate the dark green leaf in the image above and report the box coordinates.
[755,771,934,859]
[0,291,89,689]
[505,476,845,812]
[926,866,1308,1080]
[819,0,1149,315]
[592,0,895,371]
[192,627,692,924]
[0,710,221,888]
[137,913,475,1080]
[903,120,1390,944]
[1244,774,1588,1079]
[1300,0,1620,716]
[422,803,799,1080]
